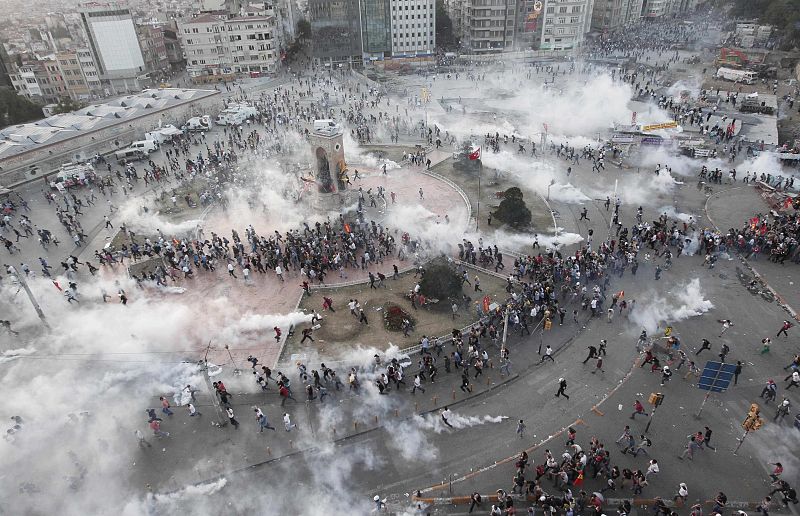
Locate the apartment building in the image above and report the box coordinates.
[390,0,436,56]
[54,51,91,100]
[538,0,594,51]
[179,2,278,82]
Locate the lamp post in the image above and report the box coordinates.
[5,265,50,330]
[476,158,482,232]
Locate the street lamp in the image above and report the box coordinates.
[4,265,50,330]
[547,179,555,201]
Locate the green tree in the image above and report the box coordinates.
[419,257,463,301]
[51,97,83,114]
[435,0,459,50]
[731,0,800,49]
[0,87,43,128]
[297,19,312,40]
[493,187,532,228]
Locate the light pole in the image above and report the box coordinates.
[547,179,555,201]
[5,265,50,330]
[476,158,482,232]
[202,341,228,428]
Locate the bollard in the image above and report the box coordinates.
[432,396,438,405]
[486,376,491,385]
[415,402,419,412]
[374,415,379,424]
[332,427,336,436]
[395,408,399,417]
[354,420,359,430]
[452,389,456,400]
[266,447,271,456]
[289,440,293,448]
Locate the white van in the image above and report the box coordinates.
[131,140,158,154]
[183,116,211,132]
[115,147,147,164]
[215,105,257,126]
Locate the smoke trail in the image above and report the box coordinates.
[629,278,714,333]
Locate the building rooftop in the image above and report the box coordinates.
[182,12,227,24]
[0,88,218,162]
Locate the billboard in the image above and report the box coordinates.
[525,1,543,32]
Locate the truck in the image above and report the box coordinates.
[740,94,774,115]
[716,67,757,84]
[183,115,211,132]
[215,105,258,126]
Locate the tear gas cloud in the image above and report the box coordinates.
[431,73,634,141]
[629,278,714,333]
[480,150,590,204]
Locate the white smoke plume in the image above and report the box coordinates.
[629,278,714,333]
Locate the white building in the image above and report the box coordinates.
[179,13,230,82]
[79,3,148,94]
[538,0,594,51]
[224,6,279,74]
[390,0,436,56]
[77,48,103,97]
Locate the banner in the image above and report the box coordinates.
[641,121,678,131]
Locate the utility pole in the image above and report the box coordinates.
[734,403,764,455]
[202,341,228,427]
[501,307,510,351]
[6,265,50,330]
[476,158,482,232]
[644,392,664,434]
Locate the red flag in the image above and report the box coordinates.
[468,147,481,160]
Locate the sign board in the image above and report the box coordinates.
[641,136,666,145]
[611,134,635,144]
[641,121,678,131]
[698,361,737,392]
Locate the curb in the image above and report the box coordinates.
[703,185,799,322]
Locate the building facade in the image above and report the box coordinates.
[309,0,363,67]
[223,8,279,75]
[54,51,91,100]
[538,0,594,51]
[76,48,103,98]
[179,3,278,83]
[136,24,171,77]
[390,0,436,56]
[79,3,148,94]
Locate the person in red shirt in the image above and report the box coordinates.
[630,400,648,419]
[150,419,169,438]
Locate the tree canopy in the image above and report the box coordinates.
[435,0,459,50]
[493,187,532,228]
[731,0,800,49]
[0,87,43,128]
[419,257,463,301]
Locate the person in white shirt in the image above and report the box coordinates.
[441,407,454,428]
[283,412,297,432]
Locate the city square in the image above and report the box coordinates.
[1,0,800,514]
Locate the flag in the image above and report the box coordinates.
[468,147,481,160]
[574,470,584,487]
